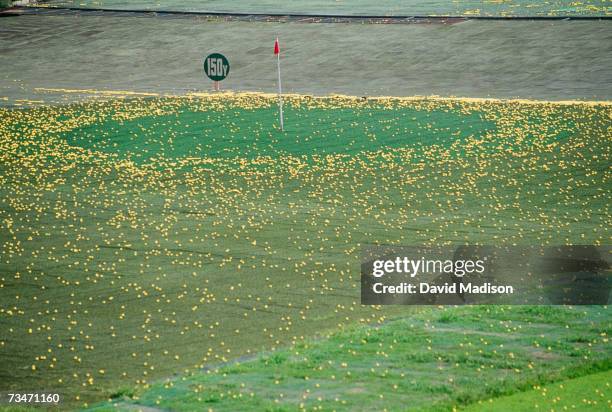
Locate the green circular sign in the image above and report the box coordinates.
[203,53,230,81]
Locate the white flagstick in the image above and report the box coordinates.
[275,38,284,131]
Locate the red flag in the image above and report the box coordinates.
[274,38,280,55]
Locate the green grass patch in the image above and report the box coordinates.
[60,104,488,163]
[90,305,611,411]
[463,369,612,411]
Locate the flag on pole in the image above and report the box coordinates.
[274,38,284,131]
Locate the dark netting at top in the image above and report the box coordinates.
[33,0,611,17]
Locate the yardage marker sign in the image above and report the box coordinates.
[203,53,230,81]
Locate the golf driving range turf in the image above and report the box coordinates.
[90,306,611,411]
[0,94,610,410]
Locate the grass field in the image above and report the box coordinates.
[464,369,611,411]
[87,305,611,411]
[39,0,612,17]
[0,93,610,409]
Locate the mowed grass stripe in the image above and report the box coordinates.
[462,369,612,411]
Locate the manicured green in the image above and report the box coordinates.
[60,100,488,163]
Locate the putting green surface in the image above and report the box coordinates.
[0,94,610,409]
[39,0,611,17]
